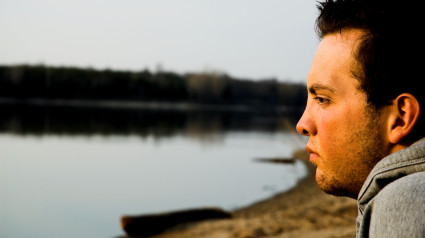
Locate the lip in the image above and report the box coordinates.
[305,145,319,162]
[309,152,319,162]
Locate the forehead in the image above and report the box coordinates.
[307,29,364,94]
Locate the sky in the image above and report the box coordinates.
[0,0,320,83]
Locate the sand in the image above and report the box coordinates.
[122,150,358,238]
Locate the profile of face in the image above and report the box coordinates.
[296,29,390,198]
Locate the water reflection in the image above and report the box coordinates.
[0,104,303,138]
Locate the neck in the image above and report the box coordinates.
[390,144,408,154]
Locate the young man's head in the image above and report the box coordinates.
[296,0,424,198]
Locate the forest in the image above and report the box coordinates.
[0,64,306,108]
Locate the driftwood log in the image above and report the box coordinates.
[121,207,232,237]
[254,157,296,164]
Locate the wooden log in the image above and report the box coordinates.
[254,157,296,164]
[121,207,232,237]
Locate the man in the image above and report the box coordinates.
[296,0,425,237]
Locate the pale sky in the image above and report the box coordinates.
[0,0,320,82]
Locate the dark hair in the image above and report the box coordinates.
[316,0,425,142]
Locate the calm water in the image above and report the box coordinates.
[0,105,306,238]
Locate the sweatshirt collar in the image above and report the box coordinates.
[357,137,425,213]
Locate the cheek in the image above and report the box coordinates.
[317,109,359,153]
[318,111,342,139]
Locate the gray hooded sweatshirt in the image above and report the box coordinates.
[356,137,425,237]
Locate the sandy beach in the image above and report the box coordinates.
[121,150,358,238]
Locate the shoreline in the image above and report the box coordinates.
[0,97,302,113]
[120,150,357,238]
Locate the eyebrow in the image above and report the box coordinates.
[308,83,336,95]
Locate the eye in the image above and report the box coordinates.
[313,96,330,104]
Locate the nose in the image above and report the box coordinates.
[296,109,315,136]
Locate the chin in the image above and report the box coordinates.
[315,172,357,198]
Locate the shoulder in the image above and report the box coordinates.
[369,172,425,237]
[377,171,425,201]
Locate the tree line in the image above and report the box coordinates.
[0,65,306,108]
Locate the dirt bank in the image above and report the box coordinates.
[121,150,357,238]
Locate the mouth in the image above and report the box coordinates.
[309,152,319,162]
[305,145,319,162]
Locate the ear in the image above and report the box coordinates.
[388,93,421,144]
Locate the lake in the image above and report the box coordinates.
[0,104,307,238]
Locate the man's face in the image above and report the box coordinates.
[296,29,390,198]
